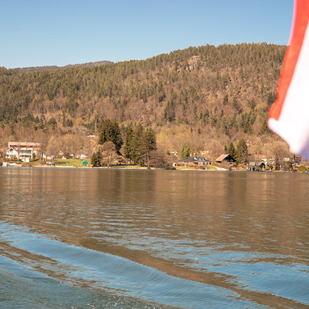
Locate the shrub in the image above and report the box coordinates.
[298,165,307,172]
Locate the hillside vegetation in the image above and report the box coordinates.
[0,43,290,159]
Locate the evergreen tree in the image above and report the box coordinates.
[143,128,156,152]
[181,145,191,159]
[91,152,99,167]
[142,128,157,167]
[267,92,277,107]
[236,138,248,164]
[223,94,228,105]
[227,142,236,159]
[164,100,176,122]
[99,119,123,152]
[123,126,134,161]
[131,123,144,164]
[123,124,157,166]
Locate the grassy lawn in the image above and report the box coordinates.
[175,165,218,171]
[206,165,219,170]
[20,159,220,171]
[54,159,86,168]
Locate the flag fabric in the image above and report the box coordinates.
[268,0,309,159]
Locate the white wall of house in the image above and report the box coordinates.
[5,148,19,159]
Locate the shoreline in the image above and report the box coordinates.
[1,162,308,174]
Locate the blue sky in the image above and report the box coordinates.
[0,0,294,68]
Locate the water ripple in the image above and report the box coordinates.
[0,221,262,309]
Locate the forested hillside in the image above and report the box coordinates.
[0,43,290,159]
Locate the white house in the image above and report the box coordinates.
[5,147,19,159]
[5,142,40,161]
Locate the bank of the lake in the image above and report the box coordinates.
[3,159,309,174]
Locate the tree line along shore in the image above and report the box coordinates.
[1,118,308,172]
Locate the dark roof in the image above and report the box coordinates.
[194,157,210,162]
[178,157,210,163]
[216,154,236,162]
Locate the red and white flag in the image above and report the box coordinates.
[268,0,309,159]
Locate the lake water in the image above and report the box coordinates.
[0,167,309,308]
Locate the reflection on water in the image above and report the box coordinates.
[0,168,309,308]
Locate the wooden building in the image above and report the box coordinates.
[216,154,236,164]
